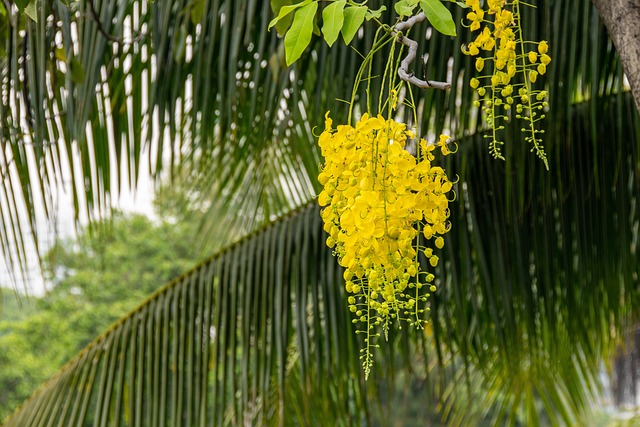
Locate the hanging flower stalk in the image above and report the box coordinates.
[317,112,455,378]
[464,0,551,168]
[270,0,549,377]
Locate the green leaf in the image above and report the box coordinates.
[313,14,321,36]
[14,0,29,9]
[15,0,37,21]
[340,5,366,45]
[365,5,386,21]
[321,0,346,47]
[69,59,85,84]
[419,0,456,36]
[268,0,311,31]
[394,0,419,17]
[284,1,318,66]
[269,0,294,35]
[454,1,470,8]
[23,1,37,22]
[190,0,205,25]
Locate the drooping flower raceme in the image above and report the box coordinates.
[463,0,550,168]
[317,112,454,377]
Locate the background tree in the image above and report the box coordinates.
[0,208,202,420]
[591,0,640,111]
[0,0,639,425]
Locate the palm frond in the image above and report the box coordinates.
[0,0,631,283]
[2,203,365,426]
[4,89,639,425]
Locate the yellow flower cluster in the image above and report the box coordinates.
[317,112,454,377]
[464,0,550,168]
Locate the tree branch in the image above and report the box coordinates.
[86,0,147,44]
[394,12,451,91]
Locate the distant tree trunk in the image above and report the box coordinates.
[612,327,640,407]
[592,0,640,112]
[595,3,640,402]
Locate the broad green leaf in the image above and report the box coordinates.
[321,0,346,47]
[268,0,311,31]
[419,0,456,36]
[284,1,318,66]
[270,0,295,35]
[394,0,419,17]
[340,5,367,45]
[313,14,321,36]
[14,0,37,21]
[23,1,37,22]
[190,0,205,25]
[14,0,30,9]
[365,5,386,21]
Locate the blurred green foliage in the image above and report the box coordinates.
[0,210,203,420]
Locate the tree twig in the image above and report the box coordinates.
[394,12,451,90]
[86,0,147,44]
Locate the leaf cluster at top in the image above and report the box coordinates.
[269,0,458,66]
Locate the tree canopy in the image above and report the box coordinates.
[0,210,202,420]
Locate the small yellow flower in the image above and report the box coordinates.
[324,111,333,130]
[467,10,484,31]
[465,0,480,9]
[538,40,549,54]
[537,64,546,75]
[438,134,451,155]
[390,89,398,110]
[462,43,480,56]
[496,9,514,27]
[487,0,502,13]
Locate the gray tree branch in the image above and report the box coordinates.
[394,12,451,91]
